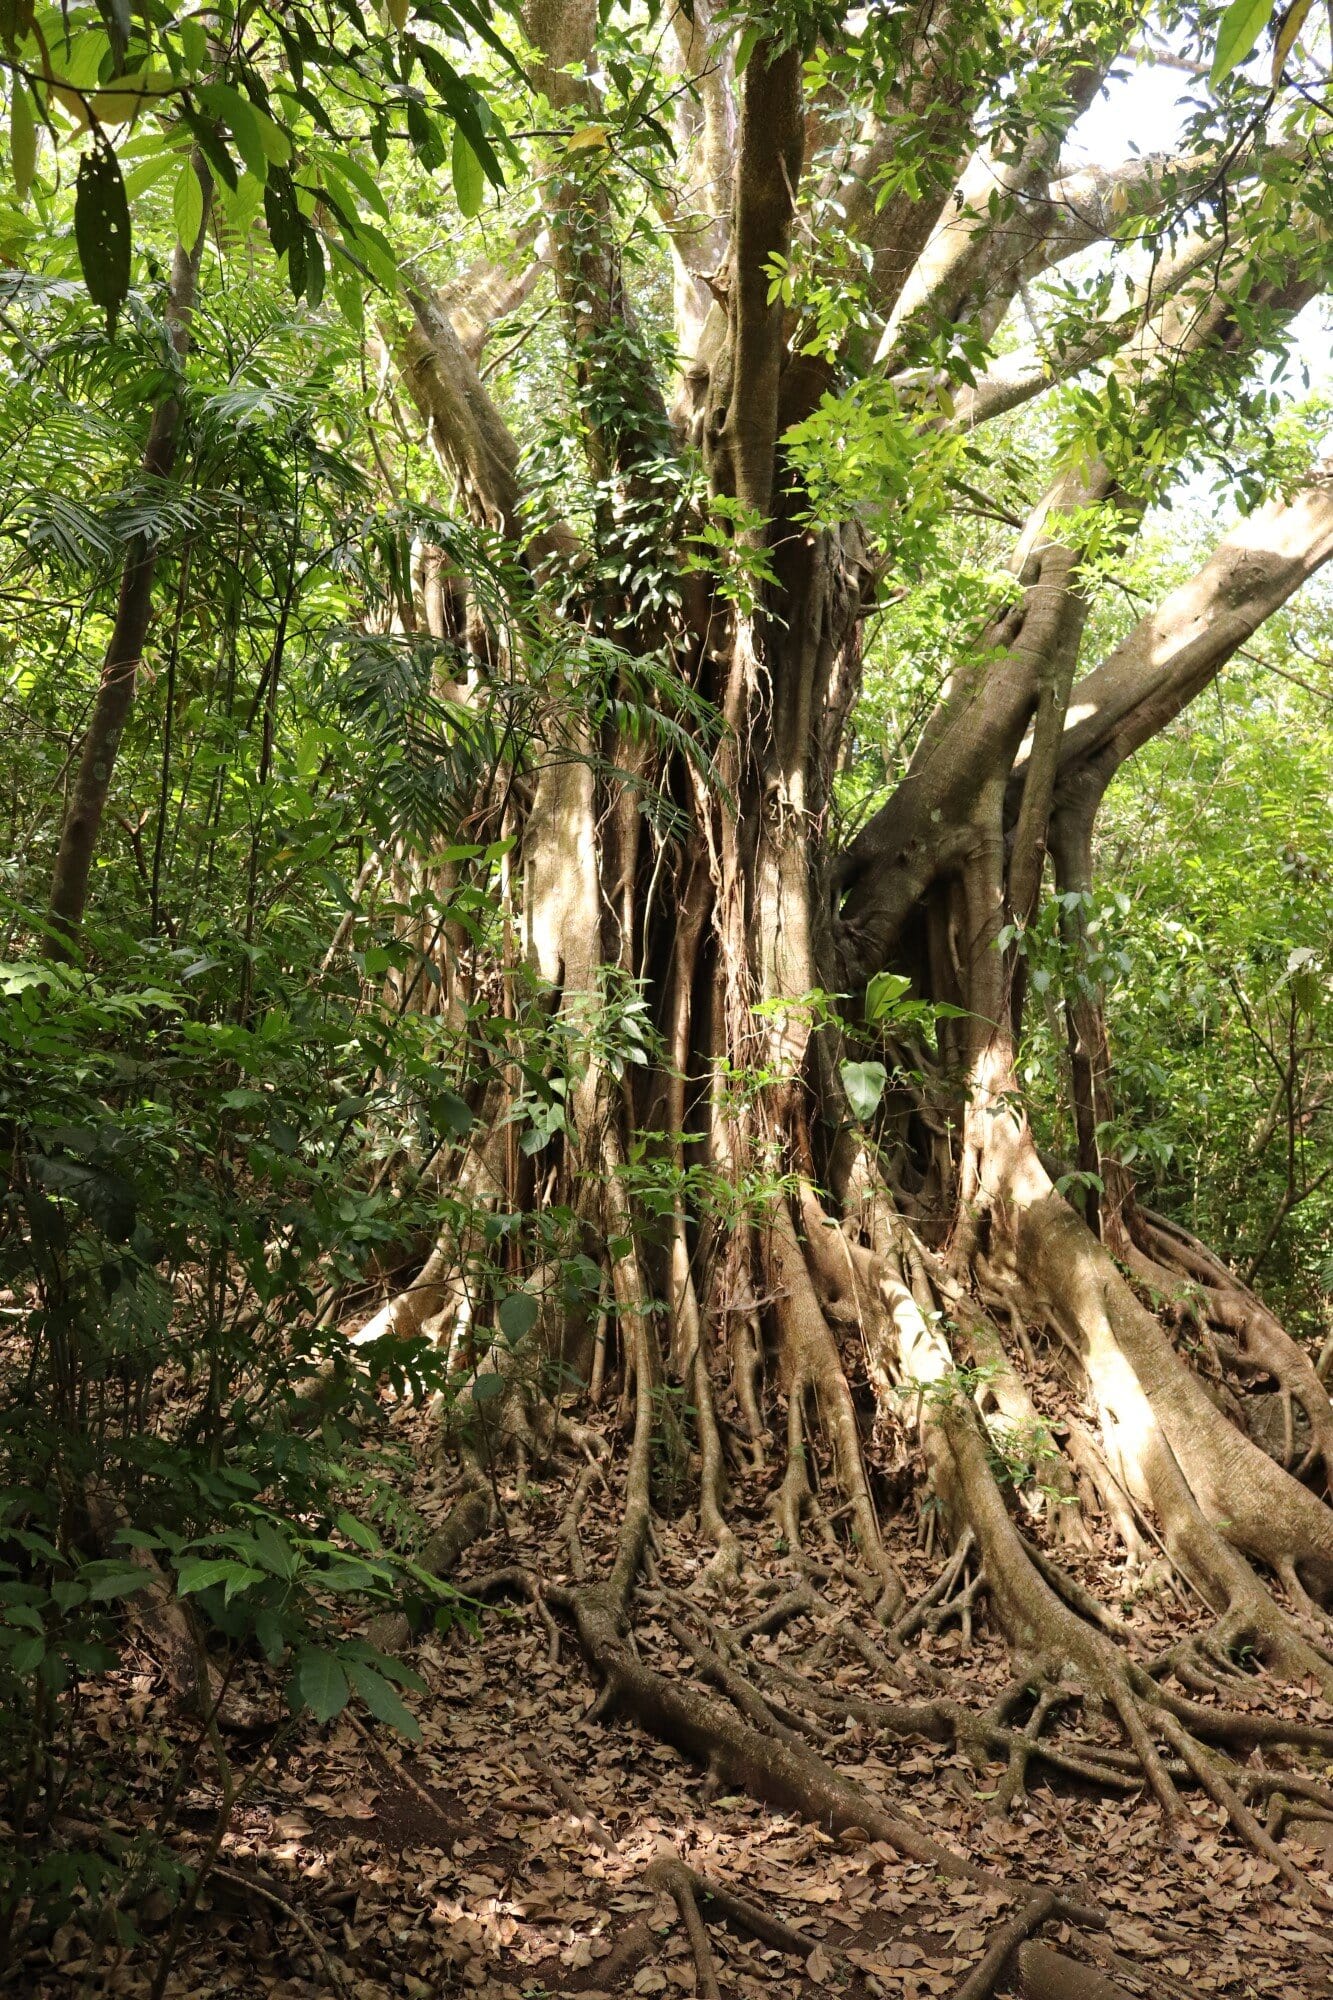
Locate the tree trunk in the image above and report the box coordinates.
[47,163,212,951]
[362,8,1333,1941]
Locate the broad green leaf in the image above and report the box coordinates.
[252,103,292,165]
[95,0,132,67]
[322,148,390,220]
[223,1564,269,1603]
[91,69,173,126]
[865,971,912,1023]
[347,1659,420,1740]
[497,1290,538,1343]
[451,126,484,216]
[840,1059,888,1122]
[179,15,207,72]
[176,1556,242,1595]
[9,1634,45,1673]
[173,158,205,248]
[197,83,268,181]
[471,1369,507,1403]
[83,1562,151,1602]
[293,1647,349,1724]
[336,1510,381,1553]
[734,23,762,72]
[11,84,35,200]
[1210,0,1277,82]
[74,137,131,334]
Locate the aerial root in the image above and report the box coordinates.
[776,1374,812,1555]
[692,1341,742,1580]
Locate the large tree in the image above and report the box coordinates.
[360,0,1333,1900]
[19,0,1333,1975]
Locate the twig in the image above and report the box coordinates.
[209,1866,347,1993]
[528,1748,617,1851]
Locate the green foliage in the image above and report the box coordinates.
[0,0,516,323]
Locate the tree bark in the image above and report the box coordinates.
[47,159,213,951]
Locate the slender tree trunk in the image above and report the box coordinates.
[47,160,212,951]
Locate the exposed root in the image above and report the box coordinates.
[769,1207,906,1611]
[1018,1942,1135,2000]
[953,1888,1065,2000]
[649,1859,721,2000]
[1157,1711,1333,1913]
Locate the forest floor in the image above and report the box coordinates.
[16,1391,1333,2000]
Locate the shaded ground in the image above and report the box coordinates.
[14,1393,1333,1999]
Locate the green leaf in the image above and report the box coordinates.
[251,1520,298,1579]
[336,1510,381,1553]
[9,1633,45,1673]
[223,1564,269,1603]
[1210,0,1277,82]
[471,1370,507,1403]
[497,1290,538,1344]
[451,127,484,216]
[94,0,132,69]
[734,23,762,72]
[196,83,268,181]
[74,138,131,335]
[29,1150,137,1238]
[173,158,205,248]
[176,1557,242,1596]
[840,1060,888,1122]
[293,1647,349,1724]
[438,1090,473,1136]
[865,971,912,1024]
[406,97,445,171]
[11,84,35,201]
[179,16,207,73]
[347,1659,420,1739]
[83,1562,151,1602]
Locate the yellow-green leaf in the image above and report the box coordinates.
[173,157,205,248]
[47,79,91,132]
[252,103,291,165]
[1272,0,1314,78]
[91,69,173,127]
[180,17,208,73]
[451,126,483,216]
[566,124,609,152]
[11,84,35,201]
[387,0,411,27]
[1210,0,1277,83]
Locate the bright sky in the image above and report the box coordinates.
[1056,61,1333,534]
[1065,62,1333,402]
